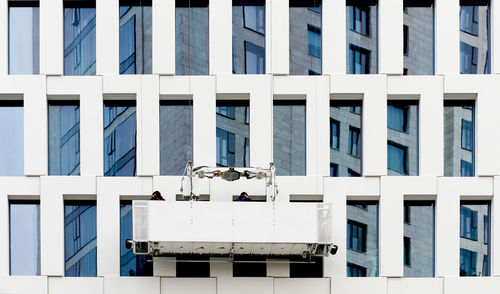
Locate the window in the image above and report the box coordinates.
[482,255,489,276]
[484,215,489,244]
[348,127,360,157]
[177,255,210,277]
[460,248,477,276]
[64,200,97,277]
[460,5,479,35]
[0,101,24,176]
[349,5,369,35]
[403,25,409,56]
[460,201,490,276]
[49,101,80,176]
[233,255,266,277]
[216,106,235,119]
[119,16,136,74]
[347,263,366,277]
[8,1,39,74]
[404,205,410,224]
[350,106,361,114]
[244,137,250,167]
[330,119,340,149]
[217,101,249,167]
[243,5,265,34]
[308,25,321,58]
[290,256,323,278]
[348,169,360,177]
[461,119,473,151]
[349,44,370,74]
[387,105,408,132]
[461,160,473,177]
[460,206,478,240]
[9,200,40,275]
[388,141,408,175]
[460,42,478,74]
[347,220,366,252]
[404,237,411,266]
[330,163,338,177]
[245,41,265,74]
[216,128,235,167]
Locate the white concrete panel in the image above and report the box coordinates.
[271,0,288,74]
[48,277,103,294]
[276,176,324,203]
[443,277,500,294]
[153,257,176,277]
[387,277,443,294]
[323,0,345,75]
[378,0,403,75]
[192,76,216,167]
[209,0,231,75]
[435,0,460,74]
[0,0,6,75]
[274,278,330,294]
[103,75,141,95]
[0,276,47,294]
[104,277,160,294]
[152,0,175,75]
[96,0,119,75]
[161,277,216,294]
[267,260,289,278]
[210,257,232,277]
[217,277,273,294]
[331,277,387,294]
[39,0,63,75]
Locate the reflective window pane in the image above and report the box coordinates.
[444,101,474,177]
[403,0,434,75]
[330,101,362,177]
[103,101,136,176]
[460,201,490,276]
[64,200,97,277]
[64,1,96,76]
[9,201,40,275]
[160,101,193,175]
[403,201,434,277]
[0,101,24,176]
[387,101,418,176]
[273,100,306,176]
[9,2,39,74]
[216,101,249,167]
[347,0,377,74]
[175,0,209,75]
[120,200,152,276]
[119,0,152,74]
[48,101,80,176]
[347,201,378,277]
[290,0,322,75]
[460,1,490,74]
[233,0,265,74]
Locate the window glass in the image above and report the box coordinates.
[64,0,96,76]
[216,101,249,167]
[233,0,265,74]
[403,0,434,75]
[64,200,97,277]
[460,201,490,276]
[460,1,490,74]
[9,2,39,74]
[387,141,407,175]
[330,163,338,177]
[175,0,209,75]
[9,200,40,275]
[347,0,377,74]
[444,101,474,177]
[48,101,80,176]
[103,101,136,176]
[330,101,362,177]
[347,201,378,277]
[273,100,306,176]
[160,101,193,175]
[0,101,24,176]
[289,0,322,75]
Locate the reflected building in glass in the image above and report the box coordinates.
[0,101,24,176]
[460,0,490,74]
[387,101,418,176]
[346,0,377,74]
[444,101,474,177]
[216,101,249,167]
[8,1,39,74]
[175,0,209,75]
[330,101,362,177]
[460,201,490,276]
[119,0,152,74]
[63,0,96,76]
[289,0,322,75]
[103,101,136,176]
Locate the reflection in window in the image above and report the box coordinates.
[460,201,490,276]
[273,100,306,176]
[48,101,80,176]
[64,0,96,76]
[120,200,152,276]
[347,201,378,277]
[347,0,377,74]
[216,101,249,167]
[348,127,360,157]
[290,0,322,75]
[0,101,24,176]
[330,119,340,149]
[233,0,265,74]
[9,201,40,275]
[119,0,152,74]
[176,0,209,75]
[403,0,434,75]
[460,1,490,74]
[9,1,39,74]
[64,200,97,277]
[444,101,474,177]
[387,141,408,175]
[387,105,407,132]
[160,101,193,175]
[404,201,434,277]
[330,163,338,177]
[103,101,136,176]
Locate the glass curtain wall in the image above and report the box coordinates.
[347,0,378,74]
[460,201,490,276]
[0,101,24,176]
[216,101,250,167]
[444,101,474,177]
[460,0,490,74]
[8,1,39,74]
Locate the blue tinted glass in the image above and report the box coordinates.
[460,3,489,74]
[10,201,40,275]
[444,102,474,177]
[403,1,434,75]
[0,103,24,176]
[460,201,490,276]
[347,1,377,74]
[244,41,265,74]
[119,3,152,74]
[48,102,80,175]
[308,25,321,57]
[9,5,39,74]
[387,105,406,132]
[103,102,136,176]
[64,6,96,76]
[387,142,407,175]
[216,102,249,167]
[64,201,97,277]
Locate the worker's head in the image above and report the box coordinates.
[151,191,164,200]
[240,192,249,198]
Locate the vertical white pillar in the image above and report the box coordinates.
[0,0,7,75]
[271,0,289,75]
[323,0,346,75]
[379,0,403,75]
[476,89,500,176]
[0,191,8,276]
[152,0,175,75]
[435,0,460,74]
[39,0,63,75]
[209,0,232,75]
[24,76,47,176]
[250,77,273,167]
[192,76,216,167]
[315,77,330,176]
[96,0,119,75]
